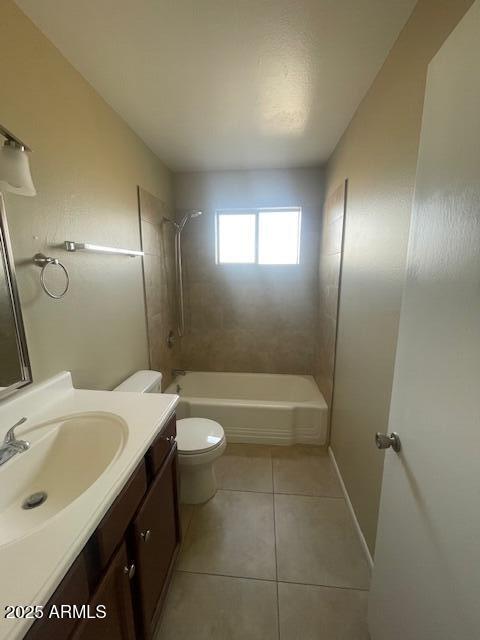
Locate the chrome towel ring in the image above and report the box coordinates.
[33,253,70,299]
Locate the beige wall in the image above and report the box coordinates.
[138,188,180,389]
[174,168,324,374]
[315,181,346,408]
[326,0,474,554]
[0,1,173,390]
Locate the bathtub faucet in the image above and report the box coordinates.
[172,369,186,377]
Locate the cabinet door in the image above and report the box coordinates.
[146,413,176,478]
[132,444,179,638]
[72,542,136,640]
[25,552,89,640]
[89,460,147,582]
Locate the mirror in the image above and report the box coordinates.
[0,194,31,399]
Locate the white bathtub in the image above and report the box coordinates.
[164,371,328,445]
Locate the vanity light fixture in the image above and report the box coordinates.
[0,124,36,196]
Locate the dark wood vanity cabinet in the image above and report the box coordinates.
[25,413,180,640]
[131,444,179,638]
[24,554,90,640]
[71,543,136,640]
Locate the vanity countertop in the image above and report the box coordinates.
[0,372,178,640]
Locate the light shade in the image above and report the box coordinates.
[0,141,36,197]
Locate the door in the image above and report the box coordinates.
[72,542,136,640]
[131,443,179,638]
[368,3,480,639]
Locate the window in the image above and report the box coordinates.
[215,208,301,265]
[216,212,256,264]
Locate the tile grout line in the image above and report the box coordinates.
[175,568,370,592]
[271,454,281,640]
[176,568,276,584]
[217,486,344,499]
[278,578,369,593]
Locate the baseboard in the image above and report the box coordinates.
[328,446,374,570]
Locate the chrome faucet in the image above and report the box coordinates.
[0,417,29,466]
[172,369,186,377]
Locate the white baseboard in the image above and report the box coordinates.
[328,446,374,570]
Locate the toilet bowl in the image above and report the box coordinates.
[113,369,226,504]
[176,417,226,504]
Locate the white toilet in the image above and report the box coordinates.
[114,369,226,504]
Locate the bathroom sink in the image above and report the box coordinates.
[0,412,127,547]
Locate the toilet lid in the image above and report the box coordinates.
[176,418,225,454]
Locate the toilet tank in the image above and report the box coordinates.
[113,370,162,393]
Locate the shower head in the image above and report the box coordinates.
[178,210,203,231]
[163,210,202,232]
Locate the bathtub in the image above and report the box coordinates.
[164,371,328,446]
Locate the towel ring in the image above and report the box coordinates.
[33,253,70,299]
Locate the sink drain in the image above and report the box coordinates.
[22,491,47,510]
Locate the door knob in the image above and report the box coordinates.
[123,563,136,579]
[375,432,401,453]
[141,529,151,542]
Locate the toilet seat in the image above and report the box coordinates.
[176,417,225,455]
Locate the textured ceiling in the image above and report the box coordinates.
[15,0,417,171]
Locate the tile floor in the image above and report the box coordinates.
[156,444,371,640]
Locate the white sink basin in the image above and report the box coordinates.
[0,412,127,547]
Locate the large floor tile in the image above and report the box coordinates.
[272,446,342,497]
[177,490,276,580]
[156,572,278,640]
[275,494,370,589]
[215,444,273,492]
[278,582,369,640]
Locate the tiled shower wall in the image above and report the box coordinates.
[173,168,324,375]
[138,187,180,389]
[314,181,346,406]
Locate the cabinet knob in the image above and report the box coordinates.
[165,434,175,444]
[123,563,136,579]
[141,529,152,543]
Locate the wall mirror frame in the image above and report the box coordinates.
[0,193,32,400]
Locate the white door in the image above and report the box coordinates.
[368,2,480,639]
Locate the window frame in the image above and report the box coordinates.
[215,207,302,266]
